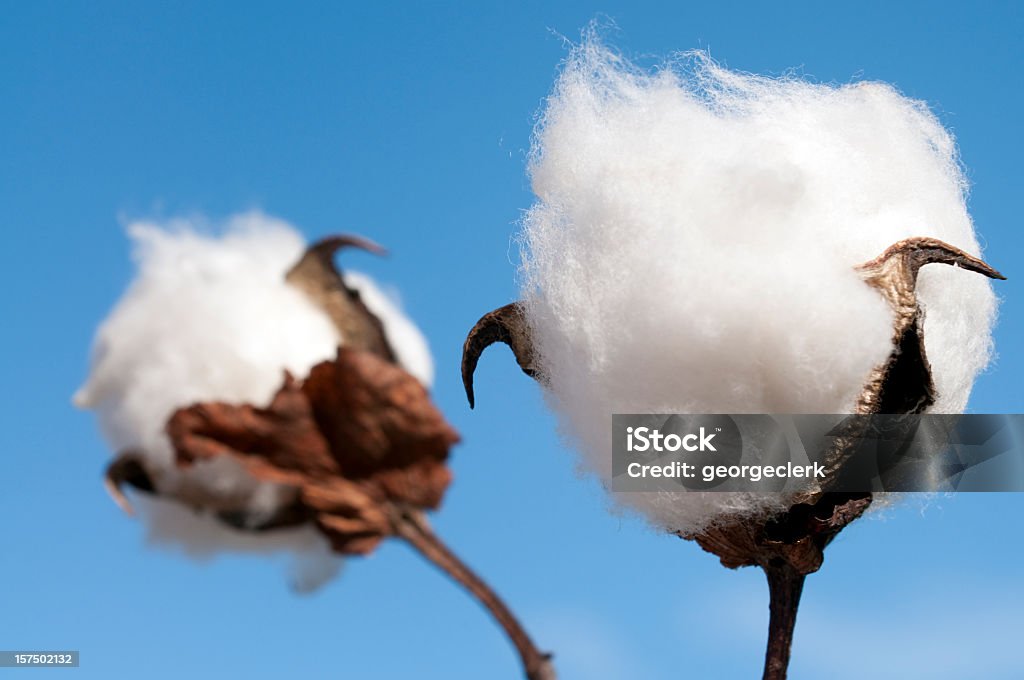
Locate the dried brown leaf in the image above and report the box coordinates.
[166,349,460,555]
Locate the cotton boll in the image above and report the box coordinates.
[521,42,998,534]
[76,211,430,589]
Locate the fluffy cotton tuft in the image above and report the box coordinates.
[520,41,998,534]
[76,211,433,590]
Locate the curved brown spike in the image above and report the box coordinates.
[103,451,156,516]
[858,236,1004,286]
[105,449,310,531]
[857,236,1004,341]
[287,234,389,284]
[855,236,1005,415]
[305,234,389,260]
[286,233,397,363]
[461,302,537,409]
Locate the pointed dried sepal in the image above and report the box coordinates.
[302,234,389,260]
[461,302,538,408]
[103,451,156,516]
[286,234,397,363]
[854,237,1005,415]
[856,237,1004,332]
[104,446,309,531]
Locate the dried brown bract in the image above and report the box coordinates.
[167,348,458,555]
[462,301,538,409]
[286,235,398,362]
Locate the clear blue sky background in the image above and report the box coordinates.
[1,2,1021,678]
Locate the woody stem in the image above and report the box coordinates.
[390,506,556,680]
[762,562,806,680]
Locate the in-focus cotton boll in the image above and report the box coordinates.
[75,211,433,590]
[520,41,998,534]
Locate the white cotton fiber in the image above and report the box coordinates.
[520,41,998,534]
[75,211,433,589]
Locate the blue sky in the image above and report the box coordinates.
[1,2,1021,678]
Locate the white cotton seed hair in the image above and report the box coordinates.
[520,41,998,534]
[75,211,433,590]
[140,496,343,594]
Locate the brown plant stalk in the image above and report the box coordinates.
[388,505,556,680]
[762,564,804,680]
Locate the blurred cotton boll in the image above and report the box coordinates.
[520,40,998,534]
[75,211,433,590]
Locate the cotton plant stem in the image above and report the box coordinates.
[390,506,556,680]
[761,563,806,680]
